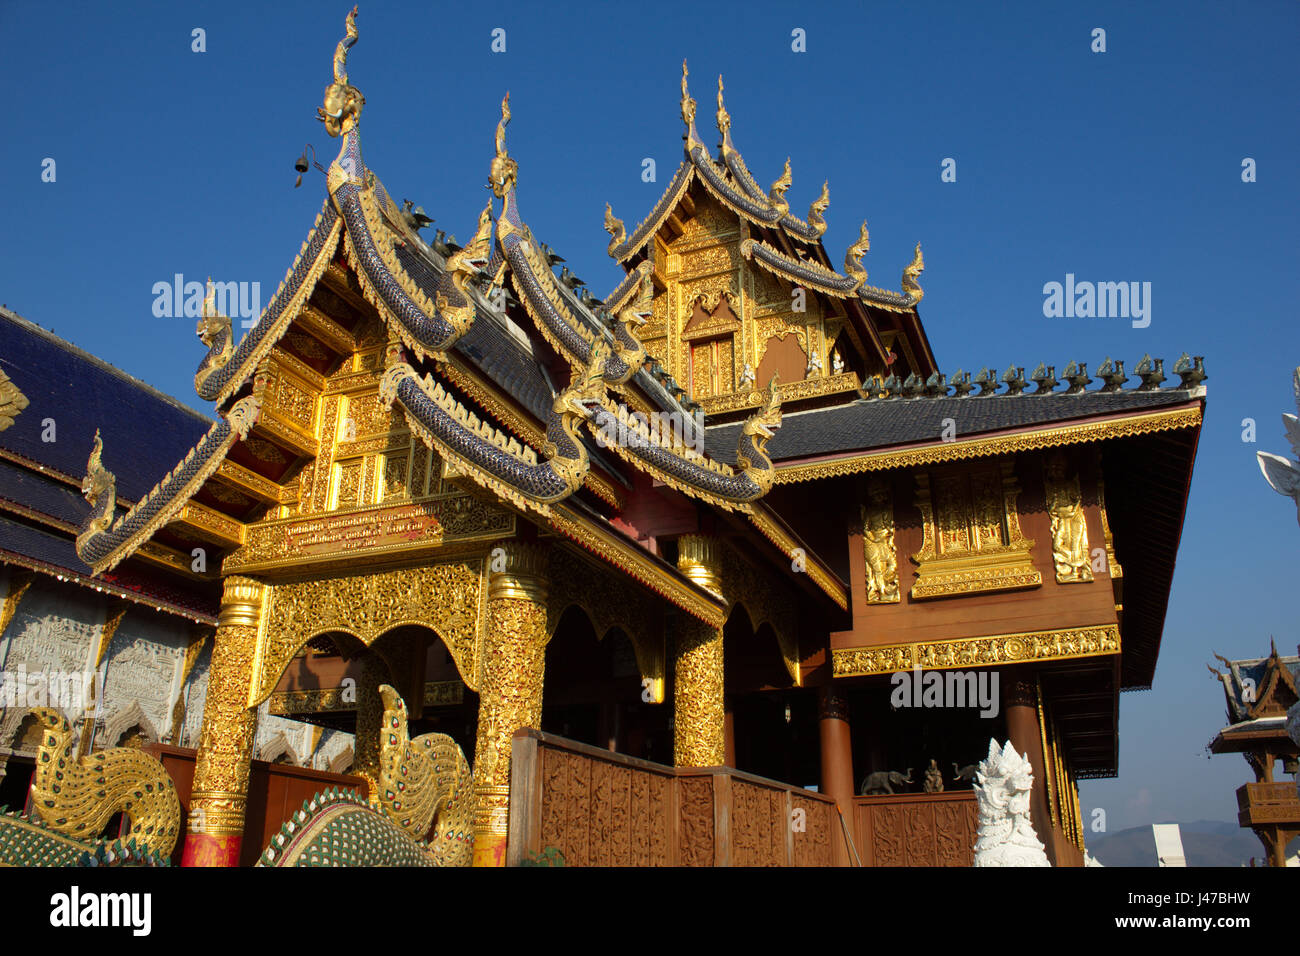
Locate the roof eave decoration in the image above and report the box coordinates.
[380,342,604,517]
[315,8,488,362]
[194,206,342,405]
[772,401,1204,485]
[75,398,261,575]
[490,96,649,390]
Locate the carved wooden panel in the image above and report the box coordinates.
[855,792,978,866]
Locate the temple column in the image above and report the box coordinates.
[472,542,549,867]
[182,575,265,867]
[1003,670,1057,866]
[350,651,390,784]
[818,685,856,865]
[674,535,726,767]
[672,617,725,766]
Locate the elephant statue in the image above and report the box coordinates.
[859,768,913,795]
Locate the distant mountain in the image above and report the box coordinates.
[1086,820,1297,867]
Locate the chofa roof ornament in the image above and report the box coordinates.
[318,6,364,137]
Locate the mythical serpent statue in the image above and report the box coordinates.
[74,397,261,574]
[381,339,606,515]
[972,738,1050,867]
[259,685,474,867]
[901,242,925,303]
[767,158,793,217]
[807,180,830,238]
[0,708,179,866]
[843,221,870,292]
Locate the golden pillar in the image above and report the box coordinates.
[472,542,549,867]
[674,535,726,767]
[181,575,264,867]
[351,651,391,783]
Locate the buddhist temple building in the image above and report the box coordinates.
[1208,642,1300,866]
[1,10,1207,867]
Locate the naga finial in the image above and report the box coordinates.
[196,276,231,349]
[808,180,830,235]
[769,158,792,210]
[716,74,731,139]
[318,6,364,137]
[844,220,870,288]
[902,242,925,301]
[490,92,518,197]
[604,202,626,254]
[680,60,697,131]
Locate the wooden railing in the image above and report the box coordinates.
[852,791,978,866]
[506,729,842,866]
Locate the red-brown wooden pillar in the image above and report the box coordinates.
[1003,670,1057,866]
[818,685,856,866]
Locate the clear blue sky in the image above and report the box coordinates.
[2,0,1296,837]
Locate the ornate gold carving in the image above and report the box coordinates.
[862,478,900,604]
[473,542,550,866]
[677,534,725,597]
[177,500,245,546]
[775,405,1204,484]
[910,462,1040,599]
[28,707,181,855]
[673,617,724,766]
[250,560,487,705]
[831,623,1121,677]
[190,576,265,842]
[226,494,509,574]
[169,629,210,744]
[318,6,363,138]
[0,367,29,431]
[1043,452,1094,584]
[0,570,34,638]
[1097,472,1122,579]
[376,685,473,864]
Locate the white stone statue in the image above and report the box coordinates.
[832,350,845,375]
[1256,366,1300,526]
[739,362,755,389]
[972,738,1050,867]
[807,348,823,376]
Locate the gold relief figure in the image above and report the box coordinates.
[1044,453,1093,583]
[862,479,900,604]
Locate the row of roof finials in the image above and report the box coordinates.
[860,354,1207,401]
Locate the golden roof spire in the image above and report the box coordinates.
[490,92,518,197]
[680,60,697,130]
[318,6,363,136]
[716,75,731,139]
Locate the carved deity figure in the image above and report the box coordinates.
[831,350,844,375]
[973,738,1050,867]
[1043,453,1093,583]
[807,348,823,376]
[862,479,900,603]
[739,362,755,389]
[923,758,944,793]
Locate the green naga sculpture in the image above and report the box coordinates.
[258,684,474,867]
[0,707,179,866]
[2,685,474,867]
